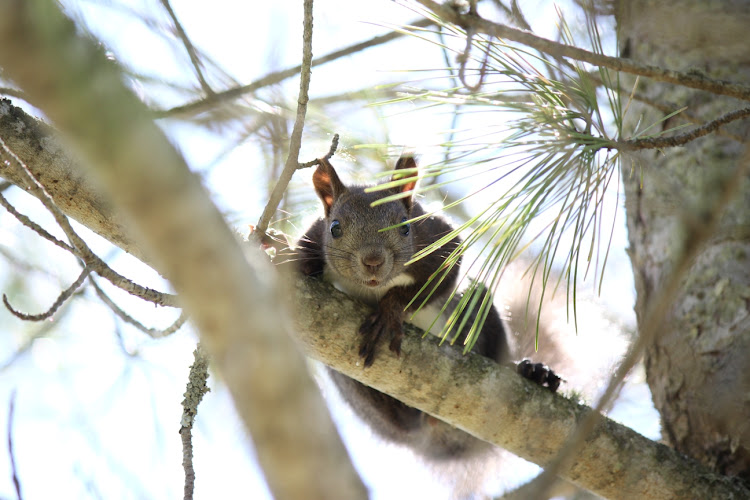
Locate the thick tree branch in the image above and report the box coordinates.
[0,98,143,260]
[0,2,365,499]
[415,0,750,102]
[293,277,750,500]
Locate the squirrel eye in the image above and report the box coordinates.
[399,217,410,236]
[330,220,343,238]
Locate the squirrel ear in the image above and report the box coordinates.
[392,155,418,209]
[313,157,347,216]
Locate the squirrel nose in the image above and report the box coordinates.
[362,253,385,274]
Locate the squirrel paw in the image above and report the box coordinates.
[299,258,325,277]
[516,359,561,392]
[358,310,403,367]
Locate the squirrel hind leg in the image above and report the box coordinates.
[516,359,562,392]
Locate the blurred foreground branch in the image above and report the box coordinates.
[0,2,365,499]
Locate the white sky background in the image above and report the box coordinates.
[0,1,661,499]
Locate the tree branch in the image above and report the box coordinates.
[0,136,179,308]
[297,133,339,169]
[619,107,750,150]
[154,18,435,119]
[0,98,143,260]
[91,279,187,338]
[293,277,750,500]
[0,189,75,253]
[158,0,213,95]
[255,0,315,235]
[180,344,210,500]
[2,265,91,321]
[415,0,750,102]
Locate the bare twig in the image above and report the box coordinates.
[297,133,340,169]
[455,1,490,92]
[158,0,213,95]
[416,0,750,102]
[0,138,179,308]
[508,0,532,31]
[8,390,22,500]
[527,144,750,497]
[0,192,75,253]
[179,344,210,500]
[3,265,91,321]
[579,71,747,143]
[255,0,315,235]
[91,279,187,338]
[619,107,750,150]
[156,18,435,118]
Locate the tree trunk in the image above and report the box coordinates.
[617,0,750,479]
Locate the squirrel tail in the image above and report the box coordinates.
[499,260,628,400]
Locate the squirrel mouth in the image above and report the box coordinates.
[366,279,380,287]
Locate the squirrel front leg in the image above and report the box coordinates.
[358,287,411,367]
[359,265,457,366]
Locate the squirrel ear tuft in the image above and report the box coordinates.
[393,155,418,209]
[313,158,347,216]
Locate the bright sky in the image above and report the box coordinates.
[0,1,659,499]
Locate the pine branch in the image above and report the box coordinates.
[619,107,750,150]
[415,0,750,102]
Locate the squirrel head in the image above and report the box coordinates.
[311,155,420,291]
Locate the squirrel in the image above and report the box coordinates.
[288,154,560,463]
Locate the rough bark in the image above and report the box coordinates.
[0,98,143,260]
[617,0,750,479]
[295,278,750,499]
[0,3,366,499]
